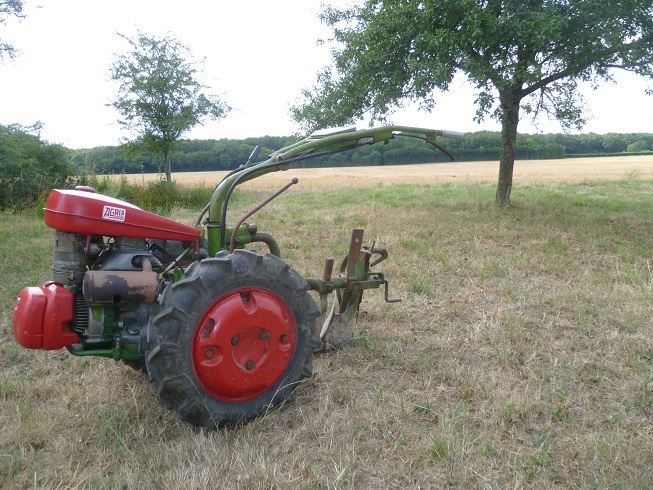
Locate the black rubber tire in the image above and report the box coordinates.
[146,250,320,428]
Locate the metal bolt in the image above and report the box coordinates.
[231,336,240,346]
[245,360,255,371]
[259,330,270,341]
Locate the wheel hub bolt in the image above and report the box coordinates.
[231,336,240,346]
[245,360,255,371]
[259,331,270,341]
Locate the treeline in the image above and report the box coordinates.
[2,123,652,210]
[73,131,653,175]
[0,124,74,209]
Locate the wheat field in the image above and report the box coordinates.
[119,155,653,189]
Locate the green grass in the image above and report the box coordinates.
[1,179,653,488]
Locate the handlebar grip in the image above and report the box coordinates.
[442,130,466,140]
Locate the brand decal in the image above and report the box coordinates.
[102,205,126,222]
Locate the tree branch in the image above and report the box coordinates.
[521,69,574,98]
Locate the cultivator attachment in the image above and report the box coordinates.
[306,229,400,351]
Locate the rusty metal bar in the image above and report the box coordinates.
[229,178,299,254]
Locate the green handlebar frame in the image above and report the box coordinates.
[205,125,464,256]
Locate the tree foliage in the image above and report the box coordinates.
[0,123,74,209]
[292,0,653,206]
[0,0,25,60]
[109,31,230,182]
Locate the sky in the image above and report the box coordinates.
[1,0,652,149]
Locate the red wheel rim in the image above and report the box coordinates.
[192,287,296,402]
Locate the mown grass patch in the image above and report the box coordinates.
[1,179,653,488]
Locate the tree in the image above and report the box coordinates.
[0,0,25,60]
[602,134,627,153]
[109,32,230,182]
[627,140,650,152]
[0,123,73,209]
[291,0,653,206]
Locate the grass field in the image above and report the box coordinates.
[2,159,653,488]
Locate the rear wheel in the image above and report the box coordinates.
[146,250,319,428]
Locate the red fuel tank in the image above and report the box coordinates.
[44,189,200,242]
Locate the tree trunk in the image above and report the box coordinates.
[496,90,521,207]
[164,149,172,183]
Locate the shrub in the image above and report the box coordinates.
[0,123,75,210]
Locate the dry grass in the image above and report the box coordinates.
[2,164,653,488]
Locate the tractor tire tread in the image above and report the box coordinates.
[147,249,318,428]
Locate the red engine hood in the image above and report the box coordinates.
[44,189,200,242]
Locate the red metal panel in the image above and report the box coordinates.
[44,189,200,242]
[41,283,78,350]
[192,287,296,402]
[13,286,47,349]
[13,282,78,350]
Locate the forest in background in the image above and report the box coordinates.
[73,131,653,176]
[2,124,653,210]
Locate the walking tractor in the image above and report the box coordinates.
[12,125,463,428]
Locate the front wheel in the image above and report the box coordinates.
[146,250,320,428]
